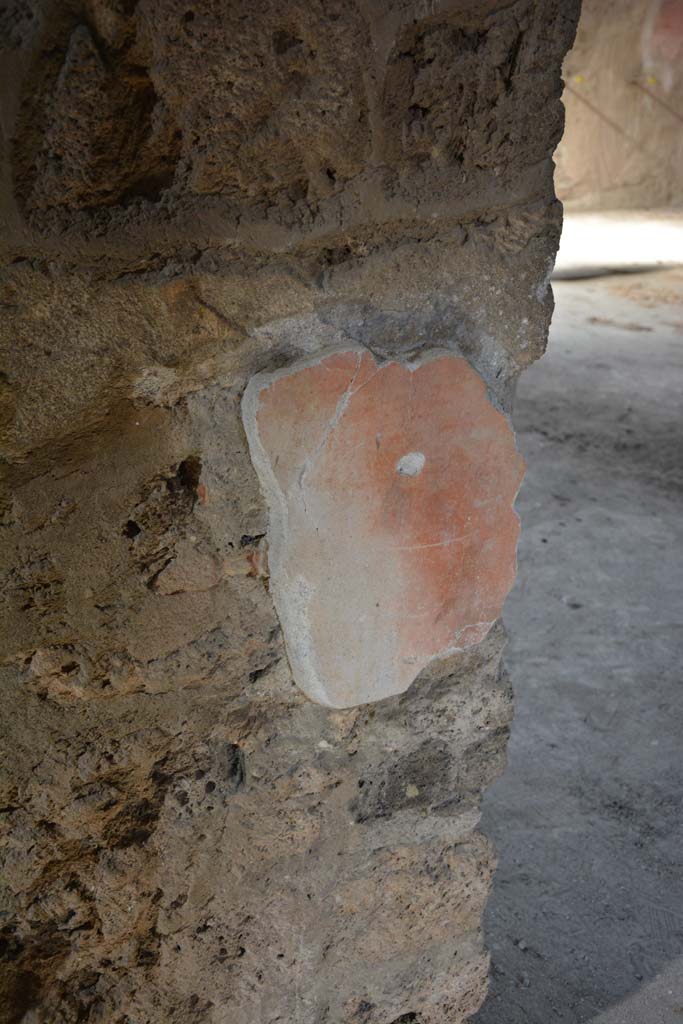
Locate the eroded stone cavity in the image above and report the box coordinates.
[243,348,525,708]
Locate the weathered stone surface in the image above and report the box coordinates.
[0,2,579,1021]
[244,348,524,707]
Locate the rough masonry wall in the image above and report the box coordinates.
[0,2,579,1022]
[555,0,683,210]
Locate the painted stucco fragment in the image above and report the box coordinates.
[242,348,525,708]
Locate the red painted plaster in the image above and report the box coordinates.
[245,349,525,707]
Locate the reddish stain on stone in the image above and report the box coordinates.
[242,349,525,708]
[652,0,683,62]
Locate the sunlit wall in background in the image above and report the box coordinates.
[555,0,683,210]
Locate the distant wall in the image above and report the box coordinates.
[556,0,683,210]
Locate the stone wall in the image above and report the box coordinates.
[556,0,683,210]
[0,3,578,1022]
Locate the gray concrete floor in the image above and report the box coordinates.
[471,266,683,1024]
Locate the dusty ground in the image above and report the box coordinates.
[471,266,683,1024]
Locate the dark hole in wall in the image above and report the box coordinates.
[166,455,202,502]
[176,456,202,492]
[122,519,141,539]
[240,533,265,548]
[272,29,302,55]
[223,743,245,792]
[0,968,41,1024]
